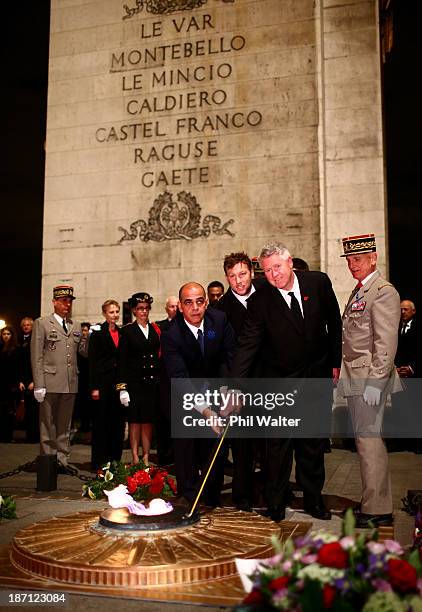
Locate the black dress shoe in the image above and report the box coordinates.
[264,507,286,522]
[304,503,332,520]
[355,512,393,528]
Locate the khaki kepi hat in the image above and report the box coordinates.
[341,234,376,257]
[53,285,75,300]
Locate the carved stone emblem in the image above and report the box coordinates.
[118,191,234,242]
[123,0,234,20]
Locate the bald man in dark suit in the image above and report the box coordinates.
[161,282,236,506]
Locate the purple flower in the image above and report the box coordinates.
[371,578,393,592]
[295,536,311,548]
[334,577,350,592]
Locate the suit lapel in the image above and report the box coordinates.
[297,275,310,335]
[50,314,66,337]
[133,321,149,346]
[103,322,119,352]
[228,289,246,316]
[361,270,380,294]
[344,270,380,313]
[204,312,216,360]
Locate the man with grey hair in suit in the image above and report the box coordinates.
[339,234,402,528]
[31,285,88,468]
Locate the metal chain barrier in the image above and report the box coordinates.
[57,462,92,482]
[0,460,37,480]
[0,459,92,482]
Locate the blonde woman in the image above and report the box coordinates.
[88,300,124,471]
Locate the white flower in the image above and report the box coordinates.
[0,495,3,507]
[104,484,133,508]
[298,565,344,584]
[367,541,385,555]
[87,488,96,500]
[310,530,337,543]
[340,536,355,550]
[362,591,407,612]
[104,470,113,482]
[103,462,111,470]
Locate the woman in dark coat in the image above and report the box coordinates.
[117,293,160,465]
[89,300,125,471]
[0,326,20,442]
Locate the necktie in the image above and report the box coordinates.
[62,319,68,334]
[355,281,363,291]
[197,329,204,355]
[401,323,408,335]
[288,292,304,324]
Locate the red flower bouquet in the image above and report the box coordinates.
[82,460,176,502]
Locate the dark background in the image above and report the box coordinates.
[2,3,50,330]
[0,2,420,331]
[384,2,422,306]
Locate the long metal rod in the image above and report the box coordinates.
[186,421,230,518]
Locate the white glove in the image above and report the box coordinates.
[363,385,381,406]
[34,388,47,403]
[119,390,130,406]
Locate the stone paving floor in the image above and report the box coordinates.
[0,441,420,610]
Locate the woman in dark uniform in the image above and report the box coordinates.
[117,293,160,465]
[88,299,124,471]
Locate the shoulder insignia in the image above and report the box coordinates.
[378,282,393,290]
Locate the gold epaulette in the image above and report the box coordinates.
[378,282,393,290]
[116,383,127,391]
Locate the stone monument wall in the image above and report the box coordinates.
[42,0,386,320]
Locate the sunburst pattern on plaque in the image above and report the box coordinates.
[11,508,288,588]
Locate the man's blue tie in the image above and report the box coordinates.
[197,329,204,355]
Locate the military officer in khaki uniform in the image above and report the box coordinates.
[31,286,88,467]
[339,234,401,528]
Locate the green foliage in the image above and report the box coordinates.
[0,494,17,520]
